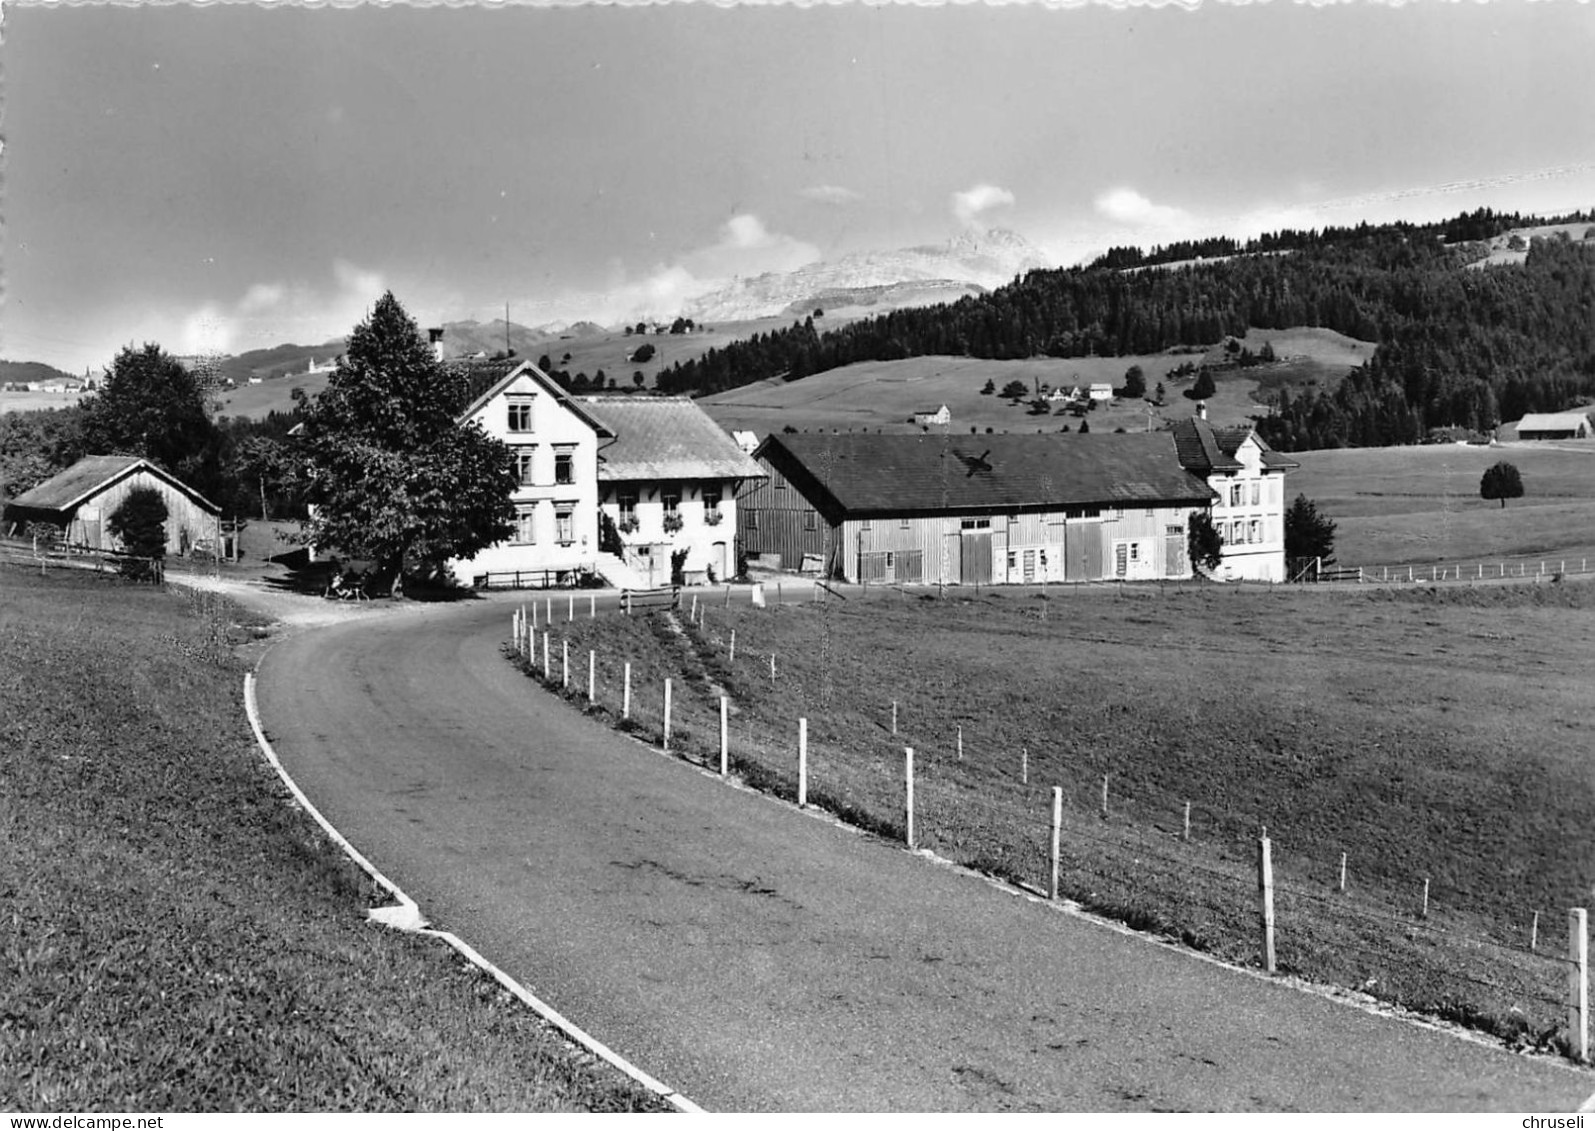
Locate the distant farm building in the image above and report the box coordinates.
[1509,412,1593,440]
[1087,383,1115,403]
[3,455,222,557]
[1170,414,1299,582]
[911,404,951,427]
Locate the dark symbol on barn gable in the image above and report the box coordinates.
[956,449,993,477]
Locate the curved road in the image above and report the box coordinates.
[256,596,1593,1112]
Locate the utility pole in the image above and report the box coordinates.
[505,302,511,358]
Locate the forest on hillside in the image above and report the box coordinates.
[656,208,1595,451]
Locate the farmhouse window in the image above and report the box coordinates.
[662,486,681,516]
[618,491,638,524]
[1230,484,1244,507]
[1129,543,1141,562]
[860,519,872,531]
[1250,481,1260,506]
[514,448,536,486]
[1249,519,1261,543]
[960,518,991,530]
[513,504,536,545]
[900,517,911,530]
[555,506,575,545]
[804,512,817,532]
[703,488,722,519]
[507,397,534,433]
[554,448,575,486]
[747,510,760,530]
[1065,506,1101,520]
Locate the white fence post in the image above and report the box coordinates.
[904,747,916,849]
[719,697,728,777]
[891,700,898,735]
[623,662,632,720]
[532,601,538,629]
[562,639,569,689]
[1572,908,1589,1064]
[1050,786,1063,901]
[728,629,736,665]
[546,596,553,625]
[590,593,596,619]
[542,632,550,679]
[1258,828,1276,974]
[663,678,672,750]
[568,593,575,621]
[588,650,596,702]
[798,718,808,807]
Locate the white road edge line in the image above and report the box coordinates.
[242,672,704,1114]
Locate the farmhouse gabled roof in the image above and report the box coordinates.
[9,455,220,515]
[1516,412,1592,432]
[757,432,1214,518]
[454,360,613,436]
[581,397,766,483]
[1170,418,1299,474]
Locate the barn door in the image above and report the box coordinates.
[1164,526,1186,577]
[961,532,992,584]
[1066,523,1103,581]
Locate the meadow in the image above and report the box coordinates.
[514,580,1595,1053]
[1292,443,1595,569]
[0,563,667,1112]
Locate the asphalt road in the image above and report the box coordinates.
[255,595,1595,1112]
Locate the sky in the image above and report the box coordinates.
[3,0,1594,373]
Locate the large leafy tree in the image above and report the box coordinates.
[1187,511,1223,573]
[81,344,221,494]
[297,292,518,594]
[1285,493,1337,577]
[106,485,168,581]
[1480,460,1524,508]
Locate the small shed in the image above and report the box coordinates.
[4,455,222,557]
[912,404,951,426]
[1088,383,1115,403]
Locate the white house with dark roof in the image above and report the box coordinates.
[1169,410,1298,582]
[1509,412,1593,441]
[447,360,613,587]
[582,396,766,586]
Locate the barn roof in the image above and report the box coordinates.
[1517,412,1591,432]
[9,455,220,515]
[581,397,766,483]
[757,432,1214,517]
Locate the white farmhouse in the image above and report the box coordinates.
[1170,408,1298,582]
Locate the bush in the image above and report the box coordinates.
[107,486,168,581]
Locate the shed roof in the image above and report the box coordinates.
[757,432,1214,517]
[9,455,220,515]
[581,397,767,483]
[1170,417,1299,474]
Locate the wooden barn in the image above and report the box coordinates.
[3,455,222,557]
[738,433,1216,585]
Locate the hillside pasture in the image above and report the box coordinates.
[1464,223,1595,271]
[1291,444,1595,567]
[522,583,1595,1050]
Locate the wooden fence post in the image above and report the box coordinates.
[1101,774,1109,818]
[904,747,916,849]
[1050,786,1063,901]
[623,662,632,720]
[1021,746,1028,785]
[769,653,776,686]
[1421,878,1429,918]
[546,596,553,625]
[1183,801,1191,842]
[798,718,808,807]
[1571,908,1589,1064]
[719,697,728,777]
[956,724,963,761]
[1258,827,1276,974]
[588,650,596,702]
[568,593,574,622]
[663,678,672,750]
[625,591,633,616]
[724,584,731,609]
[691,593,698,621]
[532,601,538,629]
[729,630,736,665]
[1532,910,1540,951]
[590,593,596,619]
[891,700,898,735]
[1339,851,1347,893]
[562,639,569,689]
[542,632,550,679]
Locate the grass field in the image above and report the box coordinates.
[697,327,1373,437]
[1292,444,1595,569]
[0,564,668,1111]
[514,581,1595,1053]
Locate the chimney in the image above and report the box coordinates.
[428,327,444,363]
[1196,401,1208,421]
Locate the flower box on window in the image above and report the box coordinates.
[617,515,640,534]
[662,513,685,534]
[704,510,723,526]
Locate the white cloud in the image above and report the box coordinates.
[952,183,1015,228]
[177,260,389,356]
[801,184,863,206]
[1094,188,1194,230]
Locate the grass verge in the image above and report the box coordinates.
[0,564,670,1112]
